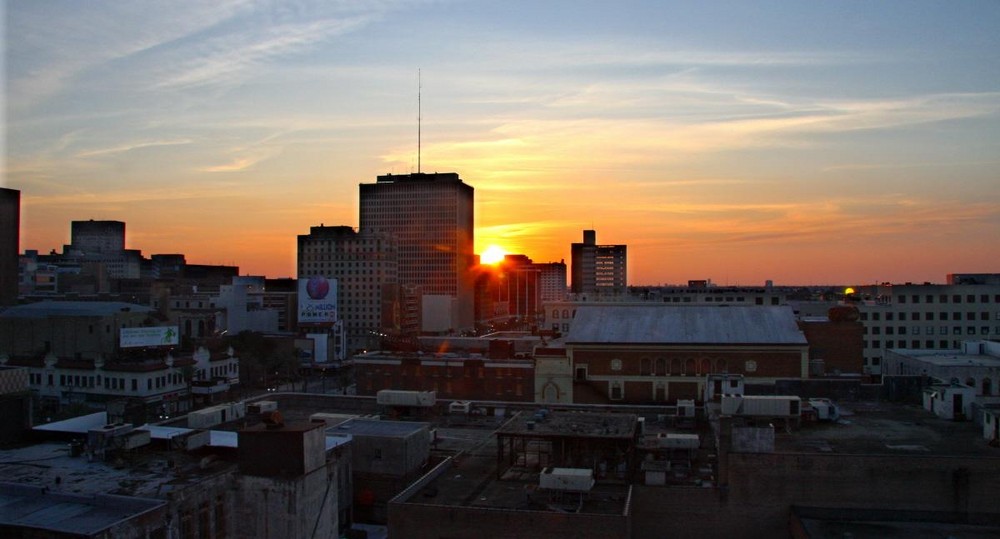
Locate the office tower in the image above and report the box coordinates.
[536,260,568,302]
[71,220,125,253]
[571,229,627,295]
[64,220,141,279]
[0,188,19,306]
[475,255,542,325]
[297,225,399,353]
[359,172,474,331]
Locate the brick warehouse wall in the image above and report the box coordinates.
[630,452,1000,539]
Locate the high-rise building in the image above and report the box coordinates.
[536,260,568,302]
[0,188,19,306]
[571,229,627,295]
[70,220,125,253]
[297,225,399,353]
[359,172,475,331]
[63,220,141,279]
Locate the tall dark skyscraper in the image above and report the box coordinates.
[359,172,475,330]
[0,188,20,306]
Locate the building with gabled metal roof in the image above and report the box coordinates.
[539,305,810,405]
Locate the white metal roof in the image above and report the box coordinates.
[565,305,807,345]
[33,412,108,433]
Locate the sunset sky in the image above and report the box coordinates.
[5,1,999,286]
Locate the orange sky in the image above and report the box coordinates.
[6,2,1000,286]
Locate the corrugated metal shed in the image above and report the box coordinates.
[565,305,807,345]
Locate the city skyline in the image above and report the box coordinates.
[5,1,1000,285]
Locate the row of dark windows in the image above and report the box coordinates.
[896,294,1000,304]
[862,311,996,321]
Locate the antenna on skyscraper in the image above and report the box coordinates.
[417,69,422,174]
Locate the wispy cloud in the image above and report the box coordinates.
[152,17,375,89]
[76,139,193,158]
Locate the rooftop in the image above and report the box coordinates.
[774,401,998,457]
[889,349,1000,368]
[566,305,808,345]
[497,411,637,440]
[0,483,166,536]
[0,301,154,319]
[328,418,428,438]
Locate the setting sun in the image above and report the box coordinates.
[480,245,507,265]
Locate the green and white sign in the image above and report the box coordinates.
[120,326,179,348]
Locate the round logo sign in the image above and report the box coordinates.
[306,276,330,300]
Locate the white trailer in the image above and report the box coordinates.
[247,400,278,414]
[539,467,595,492]
[187,402,246,429]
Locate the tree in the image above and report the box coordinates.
[227,331,297,388]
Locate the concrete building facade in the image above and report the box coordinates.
[851,280,1000,376]
[297,225,399,354]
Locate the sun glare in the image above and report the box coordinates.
[480,245,507,265]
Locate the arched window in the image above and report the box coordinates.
[543,382,560,403]
[553,310,560,319]
[701,358,712,374]
[656,358,667,376]
[966,377,976,388]
[671,358,681,374]
[685,359,696,375]
[562,309,570,319]
[640,358,651,376]
[715,358,728,373]
[983,378,992,396]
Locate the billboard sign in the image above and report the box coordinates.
[298,276,338,324]
[120,326,179,348]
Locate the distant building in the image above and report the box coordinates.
[538,305,809,404]
[354,350,534,402]
[796,306,865,377]
[537,260,568,302]
[0,346,241,419]
[474,254,545,327]
[884,340,1000,400]
[214,276,280,334]
[850,279,1000,376]
[0,188,19,306]
[570,229,626,295]
[0,301,156,360]
[360,172,475,332]
[297,225,399,354]
[60,220,141,280]
[70,220,125,254]
[543,282,789,335]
